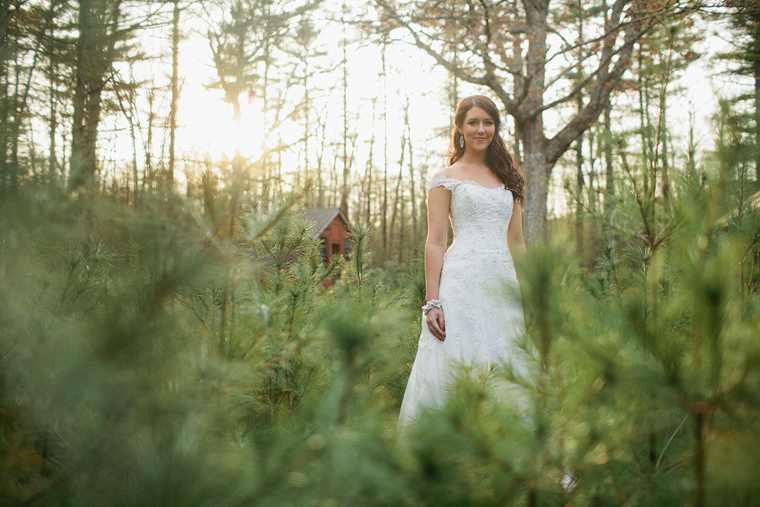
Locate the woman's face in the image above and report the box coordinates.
[460,106,495,153]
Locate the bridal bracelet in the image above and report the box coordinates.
[421,299,442,315]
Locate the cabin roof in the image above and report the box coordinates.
[299,207,349,236]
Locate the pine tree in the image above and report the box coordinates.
[722,0,760,185]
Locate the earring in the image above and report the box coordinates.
[459,134,464,148]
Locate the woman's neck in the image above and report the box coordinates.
[459,149,487,166]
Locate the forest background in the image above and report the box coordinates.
[2,0,760,506]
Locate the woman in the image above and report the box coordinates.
[397,95,534,433]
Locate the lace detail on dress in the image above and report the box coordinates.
[398,171,537,435]
[426,175,461,193]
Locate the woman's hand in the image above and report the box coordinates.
[426,307,446,341]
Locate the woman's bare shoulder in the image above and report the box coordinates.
[431,167,456,179]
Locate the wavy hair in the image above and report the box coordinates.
[447,95,524,204]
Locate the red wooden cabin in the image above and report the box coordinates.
[301,207,351,286]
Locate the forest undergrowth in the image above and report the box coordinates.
[1,130,760,506]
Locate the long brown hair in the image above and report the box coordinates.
[448,95,524,204]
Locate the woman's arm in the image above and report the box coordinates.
[508,202,533,329]
[424,186,450,341]
[507,201,527,286]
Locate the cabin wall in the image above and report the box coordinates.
[321,218,349,263]
[316,216,350,288]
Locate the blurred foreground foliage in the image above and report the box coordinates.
[2,129,760,506]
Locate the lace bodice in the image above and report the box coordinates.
[426,175,514,257]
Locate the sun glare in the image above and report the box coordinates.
[181,99,266,161]
[175,31,267,163]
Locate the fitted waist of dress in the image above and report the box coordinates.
[445,241,511,259]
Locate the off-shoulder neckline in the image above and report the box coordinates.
[428,174,506,191]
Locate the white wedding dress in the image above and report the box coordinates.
[397,175,537,433]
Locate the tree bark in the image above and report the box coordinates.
[520,122,550,243]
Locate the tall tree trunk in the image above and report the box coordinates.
[755,43,760,184]
[448,24,458,124]
[168,0,180,189]
[510,0,523,164]
[316,117,325,207]
[0,0,11,194]
[7,40,18,192]
[331,159,338,208]
[638,43,648,180]
[48,58,58,186]
[660,100,669,201]
[575,133,584,258]
[261,47,271,202]
[83,84,104,185]
[640,43,653,194]
[70,0,123,190]
[407,104,418,246]
[127,67,139,207]
[130,115,138,206]
[7,36,39,192]
[381,37,388,257]
[340,6,349,217]
[146,85,155,191]
[29,128,38,178]
[70,0,93,189]
[419,164,427,240]
[603,104,615,246]
[365,134,374,225]
[518,0,549,245]
[398,175,405,263]
[390,127,405,250]
[521,138,549,245]
[574,7,585,260]
[302,44,310,201]
[0,58,7,194]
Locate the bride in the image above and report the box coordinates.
[397,95,534,433]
